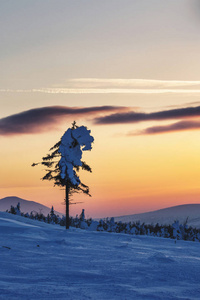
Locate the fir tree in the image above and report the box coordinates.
[79,209,85,221]
[50,206,55,218]
[9,205,16,215]
[32,121,94,229]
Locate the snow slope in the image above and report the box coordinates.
[0,212,200,299]
[0,196,63,217]
[115,204,200,228]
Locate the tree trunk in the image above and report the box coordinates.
[65,183,70,229]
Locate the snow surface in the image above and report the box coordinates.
[0,212,200,299]
[59,126,94,185]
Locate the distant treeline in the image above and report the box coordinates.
[7,202,200,242]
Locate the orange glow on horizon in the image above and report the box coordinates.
[1,125,200,218]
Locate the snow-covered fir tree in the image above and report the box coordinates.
[32,122,94,229]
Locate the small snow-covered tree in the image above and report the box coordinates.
[32,122,94,229]
[172,220,182,240]
[9,205,16,215]
[49,206,56,224]
[50,206,55,218]
[16,202,21,215]
[8,202,21,215]
[79,209,85,221]
[107,217,117,232]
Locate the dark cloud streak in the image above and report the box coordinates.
[95,106,200,124]
[3,104,200,137]
[0,105,124,136]
[131,120,200,135]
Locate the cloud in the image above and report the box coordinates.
[47,78,200,94]
[2,78,200,94]
[69,78,200,88]
[0,105,125,136]
[95,105,200,125]
[132,120,200,135]
[1,88,200,95]
[2,104,200,137]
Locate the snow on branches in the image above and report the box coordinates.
[58,126,94,185]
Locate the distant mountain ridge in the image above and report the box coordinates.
[115,204,200,228]
[2,197,200,228]
[0,196,63,217]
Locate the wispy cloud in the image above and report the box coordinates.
[69,78,200,88]
[94,106,200,125]
[132,120,200,135]
[2,78,200,94]
[0,105,125,136]
[1,88,200,94]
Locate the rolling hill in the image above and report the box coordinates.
[1,197,200,228]
[0,196,63,217]
[115,204,200,228]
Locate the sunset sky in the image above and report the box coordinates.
[1,0,200,218]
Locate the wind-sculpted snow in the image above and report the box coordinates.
[1,212,200,299]
[0,217,39,228]
[59,126,94,185]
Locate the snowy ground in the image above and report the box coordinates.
[0,212,200,300]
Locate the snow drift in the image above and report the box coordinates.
[0,212,200,299]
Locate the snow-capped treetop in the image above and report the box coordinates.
[71,126,94,151]
[58,126,94,185]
